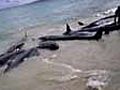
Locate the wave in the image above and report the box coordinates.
[0,0,48,10]
[95,7,117,17]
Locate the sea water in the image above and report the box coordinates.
[0,0,119,31]
[0,0,119,42]
[0,0,120,90]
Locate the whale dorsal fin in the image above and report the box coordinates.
[63,23,72,35]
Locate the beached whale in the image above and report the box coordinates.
[0,41,59,73]
[64,22,120,36]
[6,42,25,53]
[82,15,115,29]
[0,41,59,67]
[39,28,103,41]
[39,15,120,42]
[37,41,59,50]
[3,48,38,73]
[63,15,120,36]
[39,16,120,42]
[0,39,26,67]
[3,41,59,73]
[0,50,25,67]
[0,41,25,58]
[63,23,104,35]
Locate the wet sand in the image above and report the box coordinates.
[0,16,120,90]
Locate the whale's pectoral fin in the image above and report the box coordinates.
[63,23,72,35]
[93,28,103,41]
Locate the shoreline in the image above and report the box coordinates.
[0,7,120,90]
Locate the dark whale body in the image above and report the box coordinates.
[39,27,103,41]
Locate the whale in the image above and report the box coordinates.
[39,27,103,41]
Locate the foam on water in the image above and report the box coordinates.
[0,1,119,89]
[0,0,119,32]
[0,0,40,10]
[41,55,111,90]
[95,7,117,17]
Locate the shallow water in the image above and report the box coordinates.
[0,31,120,90]
[0,0,119,32]
[0,0,119,50]
[0,0,120,90]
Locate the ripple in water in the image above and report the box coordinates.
[41,55,111,90]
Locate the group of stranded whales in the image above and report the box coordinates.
[0,39,59,73]
[0,13,120,74]
[39,15,120,41]
[38,14,120,90]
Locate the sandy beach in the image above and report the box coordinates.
[0,0,120,90]
[0,15,120,90]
